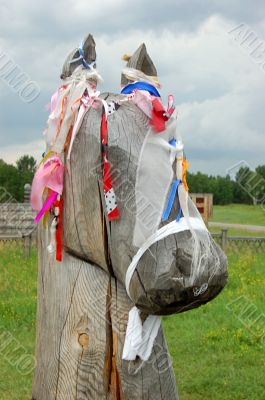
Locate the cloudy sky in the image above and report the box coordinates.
[0,0,264,175]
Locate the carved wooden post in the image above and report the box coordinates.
[32,34,227,400]
[32,234,177,399]
[221,229,228,251]
[32,36,178,400]
[23,233,31,257]
[24,183,31,203]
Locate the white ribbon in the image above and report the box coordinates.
[45,65,104,156]
[122,67,160,88]
[123,306,161,361]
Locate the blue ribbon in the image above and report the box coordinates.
[121,81,161,97]
[176,206,182,222]
[161,137,183,222]
[162,179,181,221]
[169,138,176,147]
[69,40,96,70]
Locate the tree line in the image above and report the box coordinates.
[187,165,265,205]
[0,155,36,203]
[0,155,264,205]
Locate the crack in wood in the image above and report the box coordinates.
[104,279,122,400]
[55,265,83,400]
[75,347,84,400]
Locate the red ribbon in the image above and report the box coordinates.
[55,197,63,262]
[150,95,175,133]
[101,113,119,220]
[150,98,168,132]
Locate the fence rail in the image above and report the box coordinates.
[0,229,36,257]
[212,229,265,253]
[1,228,265,255]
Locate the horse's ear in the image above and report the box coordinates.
[61,33,96,79]
[121,43,157,85]
[82,33,96,64]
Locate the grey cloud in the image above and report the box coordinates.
[1,1,265,41]
[0,0,265,174]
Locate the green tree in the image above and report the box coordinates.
[16,155,36,176]
[233,166,264,205]
[0,159,21,202]
[187,172,234,205]
[212,175,234,205]
[255,165,265,179]
[0,155,37,202]
[186,171,211,193]
[16,155,37,200]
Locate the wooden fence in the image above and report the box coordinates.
[212,229,265,253]
[0,228,265,256]
[0,229,36,257]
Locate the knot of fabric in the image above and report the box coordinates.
[31,156,64,213]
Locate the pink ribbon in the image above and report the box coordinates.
[49,85,69,113]
[34,190,58,224]
[50,89,59,112]
[31,156,64,212]
[166,95,175,117]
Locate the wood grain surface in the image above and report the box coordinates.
[32,223,178,399]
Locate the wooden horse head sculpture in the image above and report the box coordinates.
[31,35,227,400]
[57,40,227,316]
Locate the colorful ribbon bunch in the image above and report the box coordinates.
[121,82,175,133]
[162,143,189,223]
[30,155,64,261]
[31,61,186,265]
[31,155,64,220]
[101,112,119,220]
[31,58,104,261]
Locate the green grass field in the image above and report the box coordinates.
[0,243,264,400]
[210,204,265,226]
[164,251,265,399]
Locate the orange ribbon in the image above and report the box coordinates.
[182,158,189,192]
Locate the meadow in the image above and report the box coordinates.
[210,204,265,226]
[0,239,264,399]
